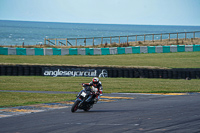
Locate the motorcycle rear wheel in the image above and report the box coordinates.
[71,100,80,113]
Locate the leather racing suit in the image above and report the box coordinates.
[82,81,103,103]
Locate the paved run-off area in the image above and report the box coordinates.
[0,92,135,118]
[1,92,200,133]
[0,91,195,118]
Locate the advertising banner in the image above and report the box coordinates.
[42,67,108,77]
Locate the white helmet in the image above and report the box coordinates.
[92,77,99,84]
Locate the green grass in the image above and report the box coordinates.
[0,92,76,108]
[1,51,200,68]
[1,52,200,107]
[1,76,200,107]
[1,76,200,93]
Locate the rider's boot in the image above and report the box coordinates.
[93,98,98,104]
[93,95,100,104]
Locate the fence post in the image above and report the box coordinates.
[185,32,187,40]
[93,37,94,46]
[84,38,86,46]
[127,35,128,44]
[66,38,68,46]
[160,34,162,42]
[55,38,57,45]
[177,32,178,44]
[152,34,154,42]
[136,35,137,43]
[76,38,77,46]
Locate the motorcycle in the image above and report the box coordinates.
[71,85,99,113]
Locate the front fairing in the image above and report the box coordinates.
[76,90,94,110]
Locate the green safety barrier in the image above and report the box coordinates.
[35,48,44,55]
[117,47,125,54]
[85,48,94,55]
[163,46,170,53]
[69,48,77,55]
[193,45,200,51]
[177,45,185,52]
[0,47,8,55]
[53,48,61,55]
[0,45,200,56]
[16,48,26,55]
[132,46,140,54]
[101,48,110,55]
[148,46,156,53]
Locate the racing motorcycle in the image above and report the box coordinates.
[71,85,99,113]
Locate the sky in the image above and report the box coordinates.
[0,0,200,26]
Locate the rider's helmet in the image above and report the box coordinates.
[92,77,99,86]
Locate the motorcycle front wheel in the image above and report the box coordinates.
[71,100,80,113]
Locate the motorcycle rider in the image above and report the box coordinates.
[82,77,103,104]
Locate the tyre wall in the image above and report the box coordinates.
[0,65,200,79]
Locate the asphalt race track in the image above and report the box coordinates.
[1,93,200,133]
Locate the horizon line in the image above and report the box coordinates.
[1,19,200,27]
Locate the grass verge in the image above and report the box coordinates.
[1,76,200,107]
[1,51,200,68]
[0,92,76,108]
[1,76,200,93]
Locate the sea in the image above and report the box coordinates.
[0,20,200,46]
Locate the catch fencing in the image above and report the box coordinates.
[44,31,200,46]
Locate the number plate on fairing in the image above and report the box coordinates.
[81,92,87,97]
